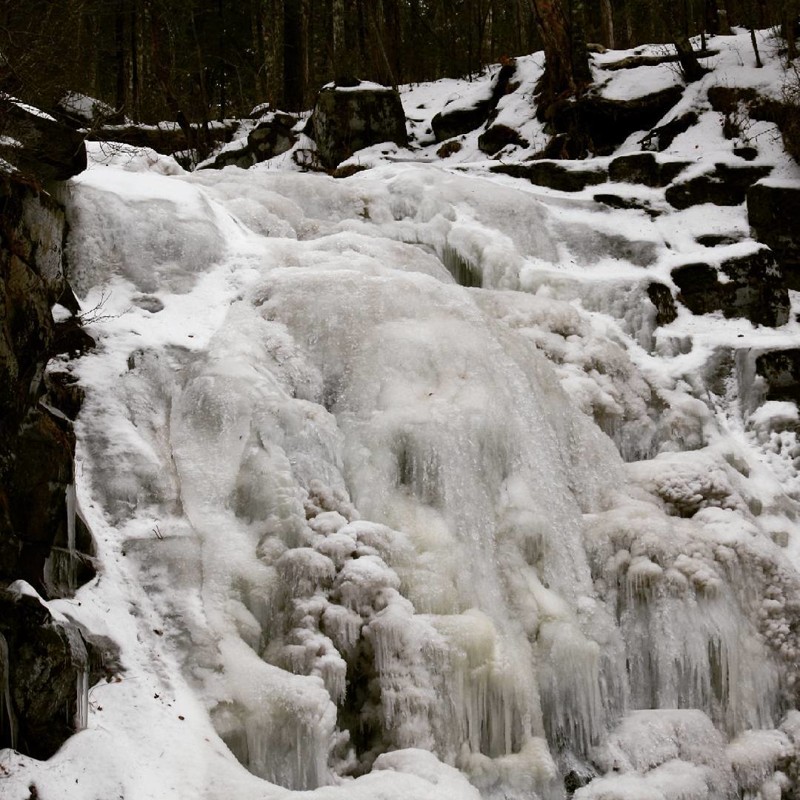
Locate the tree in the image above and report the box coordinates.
[659,1,709,82]
[531,0,591,112]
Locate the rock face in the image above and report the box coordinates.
[748,182,800,289]
[671,247,790,327]
[311,82,408,169]
[0,139,100,756]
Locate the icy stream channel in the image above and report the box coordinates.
[14,148,800,800]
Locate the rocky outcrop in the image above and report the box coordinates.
[671,247,789,327]
[0,98,87,182]
[748,182,800,289]
[608,152,689,187]
[647,283,679,326]
[431,62,516,142]
[311,81,408,169]
[549,85,685,157]
[0,120,101,758]
[666,163,772,209]
[204,112,298,170]
[754,348,800,403]
[87,120,238,160]
[54,91,125,129]
[491,160,607,192]
[640,110,698,152]
[478,123,529,155]
[1,588,94,758]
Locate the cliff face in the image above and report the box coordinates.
[1,174,69,589]
[0,117,103,758]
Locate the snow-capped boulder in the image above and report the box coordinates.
[671,246,789,327]
[608,152,689,187]
[477,123,529,155]
[755,349,800,403]
[492,159,607,192]
[311,80,408,169]
[431,61,516,142]
[55,91,124,128]
[0,586,101,758]
[248,111,297,161]
[0,96,87,182]
[666,162,772,209]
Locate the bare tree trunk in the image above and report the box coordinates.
[251,0,268,100]
[532,0,590,108]
[115,0,128,113]
[750,27,763,68]
[784,2,798,62]
[130,4,139,120]
[283,0,304,109]
[332,0,346,80]
[716,0,731,34]
[600,0,615,48]
[660,3,708,82]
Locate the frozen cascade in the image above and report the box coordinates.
[42,483,80,596]
[52,153,800,799]
[75,667,89,732]
[0,633,17,750]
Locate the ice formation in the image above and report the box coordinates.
[8,34,800,797]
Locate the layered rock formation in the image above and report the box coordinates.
[0,105,102,758]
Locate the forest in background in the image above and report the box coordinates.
[0,1,797,127]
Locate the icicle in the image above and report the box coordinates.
[75,667,89,731]
[244,706,330,790]
[66,483,78,594]
[0,633,17,750]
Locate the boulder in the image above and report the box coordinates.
[608,152,689,187]
[671,247,789,327]
[666,163,772,210]
[647,283,678,326]
[248,112,297,161]
[754,349,800,402]
[492,160,607,192]
[55,91,124,128]
[310,81,408,169]
[208,143,256,170]
[748,182,800,289]
[0,588,102,758]
[593,193,661,216]
[478,123,529,155]
[432,62,516,142]
[640,110,698,152]
[549,85,685,156]
[0,98,87,182]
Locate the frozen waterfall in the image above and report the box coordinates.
[21,145,800,800]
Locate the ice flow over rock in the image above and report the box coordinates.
[32,150,800,800]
